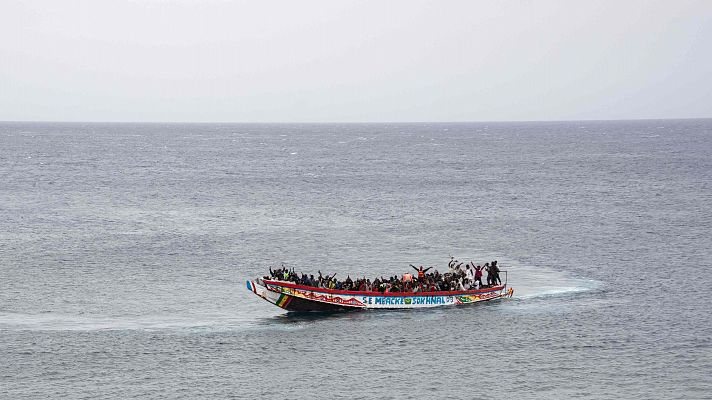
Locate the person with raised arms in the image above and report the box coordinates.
[410,264,432,281]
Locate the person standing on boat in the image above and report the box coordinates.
[410,264,432,281]
[484,263,492,286]
[491,261,501,285]
[472,263,485,288]
[451,262,464,278]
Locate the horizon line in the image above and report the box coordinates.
[1,116,710,125]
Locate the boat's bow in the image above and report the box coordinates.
[247,279,363,311]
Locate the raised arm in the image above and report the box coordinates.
[424,267,433,272]
[411,264,419,272]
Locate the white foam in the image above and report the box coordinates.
[505,262,601,300]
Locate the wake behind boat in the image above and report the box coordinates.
[247,258,514,311]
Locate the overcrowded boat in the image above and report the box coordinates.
[247,258,514,311]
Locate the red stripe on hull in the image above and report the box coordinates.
[263,279,504,297]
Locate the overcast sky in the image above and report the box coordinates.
[1,0,711,122]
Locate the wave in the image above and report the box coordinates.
[0,263,600,331]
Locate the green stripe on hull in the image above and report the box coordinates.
[276,293,291,308]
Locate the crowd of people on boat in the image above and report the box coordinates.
[264,257,502,293]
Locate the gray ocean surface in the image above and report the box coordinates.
[1,120,711,399]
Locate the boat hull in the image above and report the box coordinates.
[247,279,513,312]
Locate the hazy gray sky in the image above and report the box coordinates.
[2,0,711,122]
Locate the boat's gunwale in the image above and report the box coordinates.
[261,279,505,297]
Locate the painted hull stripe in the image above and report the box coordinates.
[246,281,257,294]
[248,280,511,310]
[276,293,292,308]
[262,279,504,297]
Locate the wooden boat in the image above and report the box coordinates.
[246,278,514,311]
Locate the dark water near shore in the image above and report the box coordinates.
[1,120,711,399]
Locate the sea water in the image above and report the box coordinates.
[1,120,710,399]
